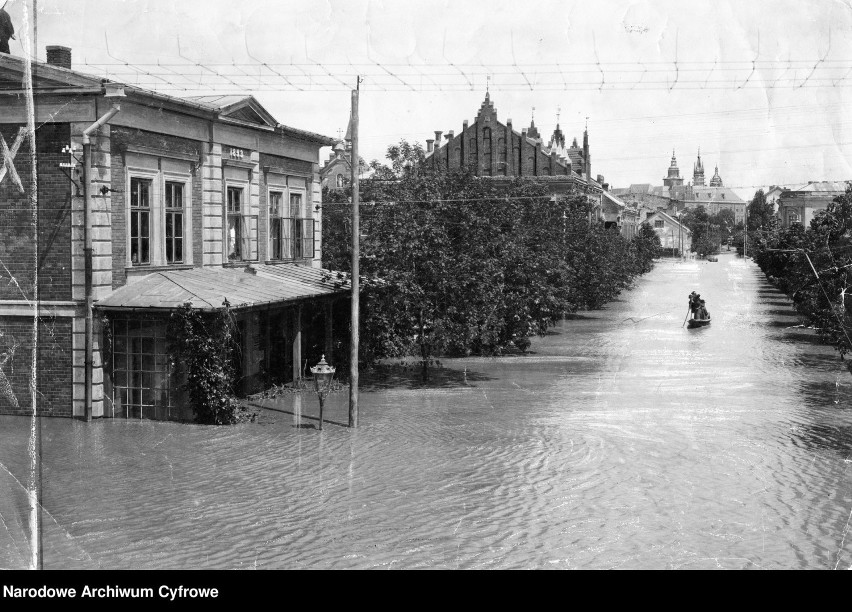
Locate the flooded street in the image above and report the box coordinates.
[2,252,852,569]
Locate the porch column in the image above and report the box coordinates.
[292,304,302,381]
[325,300,334,364]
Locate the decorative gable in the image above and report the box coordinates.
[219,98,278,128]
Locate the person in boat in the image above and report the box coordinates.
[688,292,701,319]
[696,299,710,320]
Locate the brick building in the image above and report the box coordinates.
[0,47,346,420]
[423,93,603,211]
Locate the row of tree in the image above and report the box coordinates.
[322,141,662,365]
[747,186,852,371]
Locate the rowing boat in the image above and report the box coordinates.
[687,317,711,328]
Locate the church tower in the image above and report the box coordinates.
[693,148,705,186]
[663,150,684,188]
[709,163,723,187]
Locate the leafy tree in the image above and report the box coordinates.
[747,189,775,232]
[321,139,660,369]
[749,185,852,373]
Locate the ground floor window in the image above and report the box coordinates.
[108,317,176,420]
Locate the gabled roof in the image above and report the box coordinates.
[645,210,692,234]
[94,265,350,312]
[185,94,278,129]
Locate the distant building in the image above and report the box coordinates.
[424,93,602,208]
[777,181,851,227]
[764,185,788,214]
[612,150,746,224]
[645,210,692,256]
[601,190,640,239]
[320,137,370,190]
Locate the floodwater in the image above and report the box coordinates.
[2,252,852,569]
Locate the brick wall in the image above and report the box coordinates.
[0,123,73,301]
[0,315,73,417]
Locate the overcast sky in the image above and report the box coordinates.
[6,0,852,197]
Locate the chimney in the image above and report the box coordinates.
[426,139,434,153]
[434,131,443,144]
[463,120,469,132]
[46,46,72,69]
[447,130,454,140]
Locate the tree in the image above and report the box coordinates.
[747,189,775,232]
[321,139,660,369]
[749,185,852,374]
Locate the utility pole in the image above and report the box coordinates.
[349,78,360,428]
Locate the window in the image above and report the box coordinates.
[227,186,243,260]
[654,219,665,228]
[130,177,151,265]
[789,212,800,224]
[109,318,173,420]
[290,192,313,259]
[336,174,344,188]
[165,181,184,264]
[269,190,287,260]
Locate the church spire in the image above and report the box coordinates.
[693,147,705,186]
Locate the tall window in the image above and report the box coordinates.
[291,192,305,259]
[227,186,242,260]
[269,190,288,260]
[130,177,151,265]
[165,181,184,264]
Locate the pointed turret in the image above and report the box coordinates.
[693,148,705,186]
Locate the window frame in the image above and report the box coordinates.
[224,179,257,263]
[126,164,193,269]
[267,186,289,261]
[127,169,158,267]
[163,173,191,265]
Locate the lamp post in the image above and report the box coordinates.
[310,355,336,431]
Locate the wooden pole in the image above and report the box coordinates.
[682,306,691,327]
[349,80,360,429]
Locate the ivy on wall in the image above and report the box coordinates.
[167,300,242,425]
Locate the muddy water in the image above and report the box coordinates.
[2,252,852,569]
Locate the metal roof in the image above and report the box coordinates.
[94,265,350,312]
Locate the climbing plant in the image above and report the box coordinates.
[167,300,241,425]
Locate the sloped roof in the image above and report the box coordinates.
[0,54,335,145]
[645,210,692,234]
[602,191,627,211]
[787,181,851,193]
[94,265,350,312]
[688,186,745,203]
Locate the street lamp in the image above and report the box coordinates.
[310,355,336,431]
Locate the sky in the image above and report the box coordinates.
[5,0,852,198]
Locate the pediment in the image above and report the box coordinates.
[219,97,278,128]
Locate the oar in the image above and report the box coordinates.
[682,306,691,327]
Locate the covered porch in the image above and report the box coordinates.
[94,264,350,420]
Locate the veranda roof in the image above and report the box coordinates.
[94,264,351,312]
